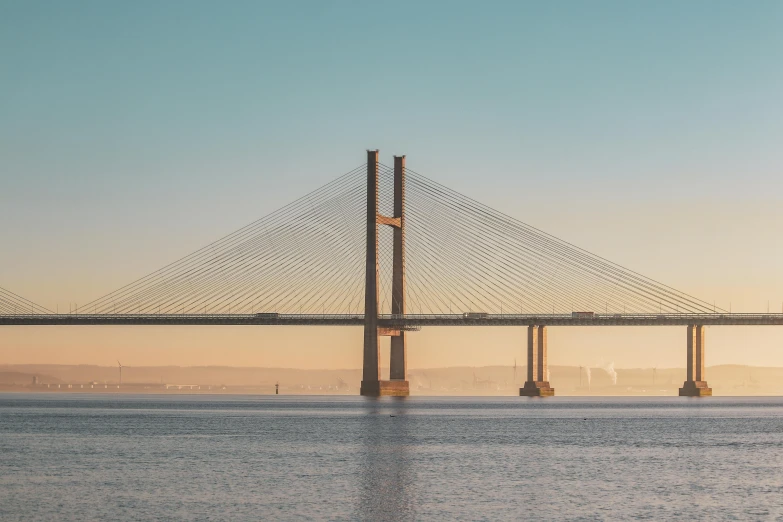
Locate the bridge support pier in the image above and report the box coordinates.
[520,325,554,397]
[360,151,410,397]
[679,324,712,397]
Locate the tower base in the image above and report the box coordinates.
[520,381,555,397]
[679,380,712,397]
[360,380,410,397]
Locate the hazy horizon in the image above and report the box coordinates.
[5,361,783,397]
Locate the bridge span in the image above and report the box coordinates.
[2,313,783,327]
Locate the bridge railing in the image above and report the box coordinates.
[3,312,783,320]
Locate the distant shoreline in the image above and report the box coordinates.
[2,363,781,396]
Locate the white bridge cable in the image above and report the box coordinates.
[151,185,366,314]
[405,182,699,314]
[398,165,721,314]
[79,167,364,313]
[150,184,366,314]
[404,183,665,314]
[80,166,368,315]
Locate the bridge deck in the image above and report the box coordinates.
[2,314,782,326]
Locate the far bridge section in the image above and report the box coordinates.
[0,286,53,316]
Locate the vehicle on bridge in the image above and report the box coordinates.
[463,312,488,319]
[572,311,595,318]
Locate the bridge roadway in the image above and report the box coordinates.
[2,313,783,327]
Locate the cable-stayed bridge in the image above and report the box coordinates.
[3,150,782,397]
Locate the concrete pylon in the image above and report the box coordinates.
[389,155,408,385]
[360,151,410,397]
[360,150,381,396]
[520,325,555,396]
[679,324,712,397]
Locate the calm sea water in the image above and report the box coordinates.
[1,394,782,521]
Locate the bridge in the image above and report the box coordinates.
[3,150,780,397]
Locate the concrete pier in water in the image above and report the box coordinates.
[520,325,555,396]
[679,324,712,396]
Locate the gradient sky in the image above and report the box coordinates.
[1,1,782,370]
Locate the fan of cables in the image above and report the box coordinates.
[399,165,721,315]
[77,160,721,316]
[79,165,370,315]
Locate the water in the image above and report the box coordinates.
[1,395,782,521]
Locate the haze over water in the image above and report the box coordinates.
[1,394,781,520]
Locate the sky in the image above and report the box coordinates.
[1,1,782,370]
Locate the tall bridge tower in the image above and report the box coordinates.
[360,150,410,397]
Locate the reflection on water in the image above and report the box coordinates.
[357,398,414,520]
[1,394,783,520]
